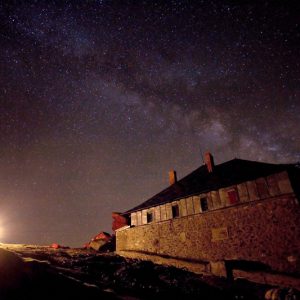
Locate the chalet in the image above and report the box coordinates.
[113,153,300,281]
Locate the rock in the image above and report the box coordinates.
[89,240,107,251]
[0,249,27,290]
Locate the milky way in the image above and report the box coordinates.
[0,1,299,246]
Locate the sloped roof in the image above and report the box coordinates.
[125,158,297,214]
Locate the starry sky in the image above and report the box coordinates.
[0,1,299,247]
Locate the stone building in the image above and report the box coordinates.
[114,153,300,281]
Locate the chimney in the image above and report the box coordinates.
[204,152,214,173]
[169,170,177,185]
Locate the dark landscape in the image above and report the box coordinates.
[0,243,278,300]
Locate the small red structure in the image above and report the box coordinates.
[50,243,69,249]
[112,212,128,232]
[85,231,112,251]
[92,232,111,242]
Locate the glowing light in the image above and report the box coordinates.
[0,217,5,241]
[0,211,9,242]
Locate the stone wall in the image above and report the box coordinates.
[117,194,300,275]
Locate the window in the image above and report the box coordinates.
[227,189,239,204]
[172,204,179,218]
[200,197,209,212]
[147,211,153,223]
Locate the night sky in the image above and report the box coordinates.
[0,1,299,247]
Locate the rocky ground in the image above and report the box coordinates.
[0,243,291,300]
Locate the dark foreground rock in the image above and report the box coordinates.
[0,244,294,300]
[0,248,117,300]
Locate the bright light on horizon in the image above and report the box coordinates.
[0,209,12,243]
[0,215,6,241]
[0,226,3,240]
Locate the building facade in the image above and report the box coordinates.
[115,153,300,278]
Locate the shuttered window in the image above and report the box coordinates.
[227,189,239,204]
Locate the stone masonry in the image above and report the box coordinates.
[116,194,300,275]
